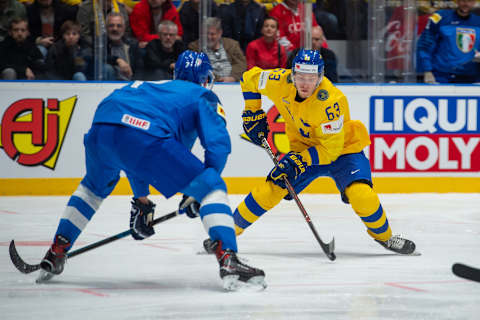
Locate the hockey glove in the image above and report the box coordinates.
[267,152,307,189]
[242,109,270,145]
[179,195,200,219]
[130,198,155,240]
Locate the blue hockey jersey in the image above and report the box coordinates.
[417,9,480,76]
[92,80,231,173]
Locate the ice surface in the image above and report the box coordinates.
[1,194,479,320]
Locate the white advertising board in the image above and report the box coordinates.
[0,82,479,194]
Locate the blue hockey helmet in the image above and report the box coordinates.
[174,50,215,89]
[291,49,325,81]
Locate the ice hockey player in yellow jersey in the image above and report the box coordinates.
[205,49,417,255]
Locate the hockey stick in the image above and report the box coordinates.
[452,263,480,283]
[261,138,336,261]
[9,209,180,274]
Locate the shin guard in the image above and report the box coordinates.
[345,182,392,242]
[234,181,287,235]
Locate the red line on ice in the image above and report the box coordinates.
[74,288,109,297]
[384,282,427,292]
[142,243,180,251]
[0,209,17,214]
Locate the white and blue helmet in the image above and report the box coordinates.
[292,49,325,83]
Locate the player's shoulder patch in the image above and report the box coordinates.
[321,115,344,134]
[317,89,329,101]
[429,13,442,24]
[216,103,226,122]
[258,71,271,89]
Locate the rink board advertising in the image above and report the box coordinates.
[0,82,479,195]
[370,96,480,172]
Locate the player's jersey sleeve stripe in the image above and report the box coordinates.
[243,92,261,100]
[307,147,320,165]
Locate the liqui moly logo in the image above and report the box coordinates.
[0,97,77,168]
[370,96,480,172]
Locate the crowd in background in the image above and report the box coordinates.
[0,0,479,83]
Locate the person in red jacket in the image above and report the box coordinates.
[245,16,286,70]
[129,0,183,48]
[269,0,319,55]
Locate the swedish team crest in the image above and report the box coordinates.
[456,28,476,53]
[317,89,329,101]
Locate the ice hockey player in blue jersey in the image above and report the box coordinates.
[38,50,266,291]
[417,0,480,83]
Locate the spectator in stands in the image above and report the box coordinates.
[245,16,286,70]
[269,0,319,55]
[144,19,184,80]
[220,0,266,52]
[287,26,337,82]
[26,0,78,58]
[0,0,27,42]
[188,16,246,82]
[417,0,480,83]
[0,17,46,79]
[77,0,132,47]
[105,12,143,80]
[45,20,90,80]
[179,0,218,46]
[314,0,341,39]
[254,0,279,13]
[130,0,182,49]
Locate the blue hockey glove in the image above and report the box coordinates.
[242,109,270,145]
[179,195,200,219]
[130,198,155,240]
[267,152,307,189]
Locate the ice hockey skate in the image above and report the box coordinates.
[375,234,418,255]
[37,235,70,283]
[203,238,218,254]
[215,241,266,291]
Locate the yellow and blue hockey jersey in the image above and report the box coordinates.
[241,67,371,164]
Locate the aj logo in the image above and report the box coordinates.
[0,97,77,169]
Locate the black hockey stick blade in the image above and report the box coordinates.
[8,209,180,275]
[9,240,41,274]
[452,263,480,283]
